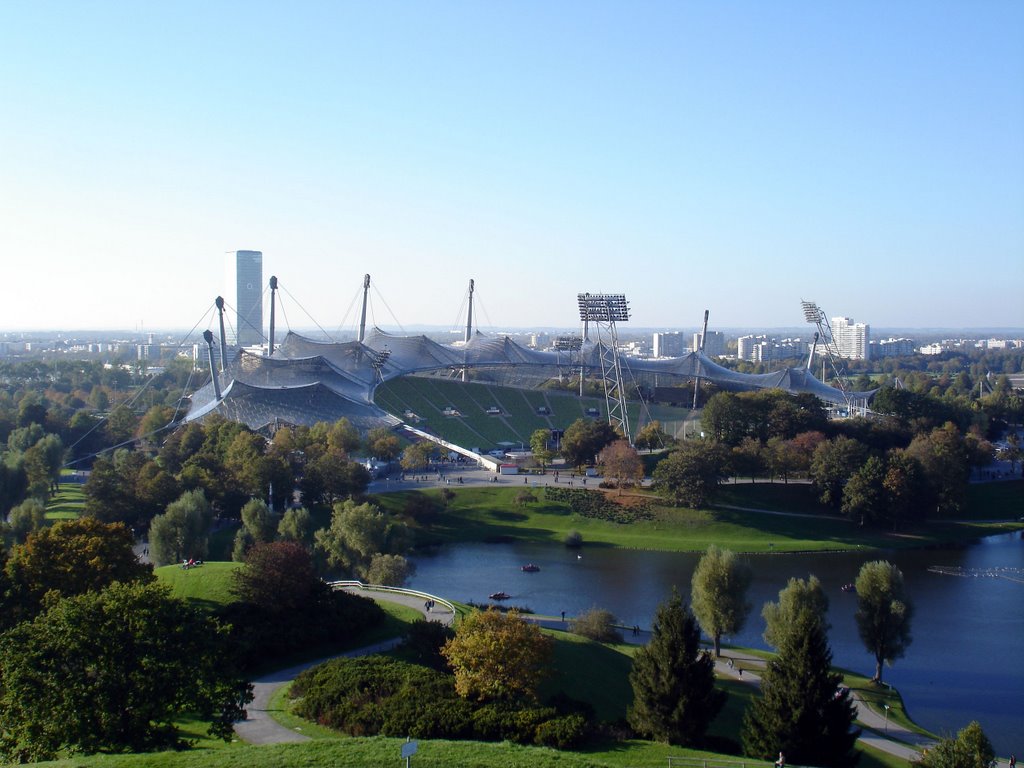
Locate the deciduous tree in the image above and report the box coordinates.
[442,608,553,703]
[810,436,868,508]
[0,581,251,762]
[627,590,724,745]
[599,439,643,489]
[914,720,994,768]
[855,560,913,683]
[315,499,408,579]
[148,489,213,566]
[561,418,618,468]
[761,574,829,650]
[690,545,753,656]
[652,441,728,508]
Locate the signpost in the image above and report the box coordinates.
[401,738,418,767]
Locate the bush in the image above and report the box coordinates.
[545,487,654,524]
[564,530,583,548]
[570,608,623,643]
[534,714,589,749]
[402,619,455,671]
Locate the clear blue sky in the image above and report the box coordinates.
[2,1,1022,332]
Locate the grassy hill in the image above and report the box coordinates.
[45,478,86,521]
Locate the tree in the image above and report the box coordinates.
[855,560,913,683]
[690,545,753,656]
[906,422,972,516]
[882,450,927,529]
[240,498,279,543]
[764,436,801,483]
[570,607,622,643]
[6,498,46,544]
[634,420,672,452]
[841,454,887,526]
[810,436,868,508]
[366,553,415,586]
[731,437,765,482]
[400,441,435,472]
[561,418,618,468]
[652,441,728,508]
[148,489,213,566]
[0,581,251,762]
[314,499,408,579]
[762,575,829,650]
[627,590,724,745]
[742,609,859,767]
[277,506,313,544]
[441,608,553,703]
[365,426,402,461]
[3,517,152,627]
[232,540,326,613]
[599,439,643,489]
[530,428,553,469]
[914,721,995,768]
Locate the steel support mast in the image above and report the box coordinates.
[578,293,631,443]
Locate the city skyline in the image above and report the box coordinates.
[2,2,1022,332]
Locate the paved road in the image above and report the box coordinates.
[233,586,453,746]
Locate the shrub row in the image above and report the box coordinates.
[290,656,590,749]
[545,487,655,524]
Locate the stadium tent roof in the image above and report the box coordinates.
[185,329,874,432]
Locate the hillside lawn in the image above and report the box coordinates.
[155,562,242,610]
[373,485,1021,554]
[44,480,86,521]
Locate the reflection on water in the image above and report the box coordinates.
[409,532,1024,754]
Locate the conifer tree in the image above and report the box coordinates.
[628,590,724,745]
[743,610,860,767]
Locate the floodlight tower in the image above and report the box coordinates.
[578,293,631,443]
[554,335,582,388]
[801,300,851,408]
[358,274,371,343]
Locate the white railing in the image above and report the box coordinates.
[328,579,458,617]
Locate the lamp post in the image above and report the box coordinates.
[883,703,891,732]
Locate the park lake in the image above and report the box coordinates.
[408,531,1024,754]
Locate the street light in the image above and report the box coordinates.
[883,703,891,732]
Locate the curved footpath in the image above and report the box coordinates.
[236,591,1016,766]
[233,587,453,746]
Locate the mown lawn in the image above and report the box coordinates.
[45,481,86,520]
[155,561,242,610]
[374,485,1015,554]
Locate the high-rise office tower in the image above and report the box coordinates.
[225,250,263,347]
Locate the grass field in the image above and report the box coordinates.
[45,481,86,520]
[372,485,1017,553]
[155,561,243,610]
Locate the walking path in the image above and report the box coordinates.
[233,586,453,746]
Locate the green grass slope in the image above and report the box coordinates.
[155,562,242,610]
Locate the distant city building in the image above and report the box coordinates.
[873,338,916,357]
[737,334,768,361]
[693,331,725,357]
[653,331,687,358]
[528,332,551,349]
[225,250,263,347]
[831,317,870,360]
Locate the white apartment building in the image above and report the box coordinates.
[692,331,725,357]
[652,331,687,358]
[831,317,870,360]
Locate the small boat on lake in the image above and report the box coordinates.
[489,591,511,600]
[841,583,856,593]
[521,563,540,573]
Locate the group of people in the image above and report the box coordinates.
[423,599,437,612]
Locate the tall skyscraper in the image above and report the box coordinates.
[225,250,263,347]
[831,317,870,360]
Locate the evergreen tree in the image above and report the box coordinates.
[628,590,724,746]
[742,610,859,767]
